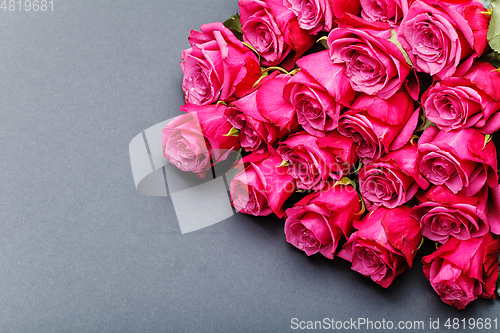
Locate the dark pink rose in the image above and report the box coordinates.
[162,104,240,178]
[255,73,300,137]
[422,234,500,310]
[417,127,498,196]
[225,90,280,153]
[397,0,490,80]
[284,0,361,34]
[230,150,296,218]
[327,14,413,99]
[284,50,356,136]
[338,206,421,288]
[277,130,357,190]
[412,185,489,244]
[422,61,500,134]
[239,0,315,66]
[359,0,406,25]
[284,183,361,259]
[337,92,419,163]
[181,22,262,106]
[359,143,429,210]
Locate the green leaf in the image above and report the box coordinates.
[479,49,500,68]
[416,107,436,132]
[223,13,243,41]
[276,160,290,168]
[316,36,329,49]
[483,134,493,149]
[488,0,500,53]
[482,0,495,9]
[388,29,413,68]
[223,127,240,137]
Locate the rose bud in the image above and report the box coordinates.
[397,0,490,80]
[327,14,414,99]
[338,206,422,288]
[162,104,240,178]
[421,61,500,134]
[225,90,280,153]
[230,150,296,218]
[277,131,357,190]
[284,181,361,259]
[422,234,500,310]
[417,127,498,197]
[181,22,262,106]
[284,50,356,137]
[359,143,429,211]
[359,0,407,26]
[239,0,315,66]
[337,92,419,163]
[412,185,490,244]
[284,0,361,35]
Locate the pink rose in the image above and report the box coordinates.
[284,182,361,259]
[422,234,500,309]
[412,185,490,244]
[162,104,239,178]
[359,0,406,25]
[417,127,498,197]
[397,0,490,80]
[253,73,300,137]
[239,0,315,66]
[225,90,280,153]
[359,143,429,211]
[284,50,356,136]
[181,22,261,106]
[421,61,500,134]
[277,130,357,190]
[337,92,419,163]
[338,206,421,288]
[284,0,361,34]
[327,14,414,99]
[230,150,296,217]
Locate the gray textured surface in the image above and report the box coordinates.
[1,0,499,332]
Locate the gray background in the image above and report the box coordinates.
[1,0,499,332]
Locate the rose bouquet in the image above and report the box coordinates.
[146,0,500,310]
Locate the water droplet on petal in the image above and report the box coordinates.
[190,87,195,92]
[297,242,304,249]
[426,174,430,178]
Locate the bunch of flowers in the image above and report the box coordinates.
[161,0,500,310]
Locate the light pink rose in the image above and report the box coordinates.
[397,0,490,80]
[230,150,296,218]
[412,185,490,244]
[338,206,421,288]
[284,0,361,34]
[327,14,414,99]
[181,22,261,106]
[284,50,356,136]
[359,143,429,210]
[337,92,419,163]
[422,61,500,134]
[284,182,361,259]
[162,104,240,178]
[417,127,498,197]
[422,234,500,310]
[239,0,315,66]
[277,130,357,190]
